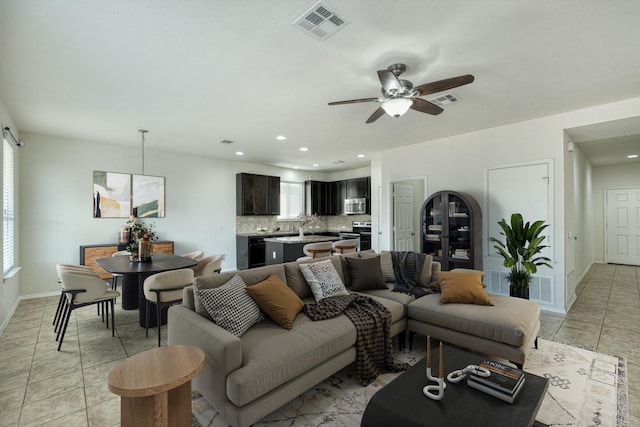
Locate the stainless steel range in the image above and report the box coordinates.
[338,221,372,251]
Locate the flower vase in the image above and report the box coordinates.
[139,238,153,263]
[299,226,305,237]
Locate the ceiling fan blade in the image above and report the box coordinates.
[415,74,475,96]
[366,107,385,124]
[328,97,379,105]
[377,70,402,93]
[410,98,444,115]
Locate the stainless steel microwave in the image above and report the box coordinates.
[344,198,367,215]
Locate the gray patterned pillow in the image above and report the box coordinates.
[196,274,264,337]
[299,259,349,301]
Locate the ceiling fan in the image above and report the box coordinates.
[328,63,474,123]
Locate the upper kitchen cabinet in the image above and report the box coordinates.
[306,180,339,216]
[346,177,371,199]
[236,173,280,215]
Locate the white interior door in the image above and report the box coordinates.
[606,187,640,266]
[393,182,414,251]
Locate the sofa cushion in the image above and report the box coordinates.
[226,313,357,406]
[407,294,539,347]
[197,275,264,337]
[246,274,304,330]
[437,271,494,306]
[380,251,434,287]
[193,264,286,321]
[356,285,415,314]
[345,256,387,291]
[300,259,349,301]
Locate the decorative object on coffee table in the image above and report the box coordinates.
[423,338,445,401]
[489,213,553,299]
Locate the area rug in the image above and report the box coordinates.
[192,338,628,426]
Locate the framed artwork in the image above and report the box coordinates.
[93,171,131,218]
[132,174,165,218]
[93,171,166,218]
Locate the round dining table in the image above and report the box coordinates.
[96,254,198,328]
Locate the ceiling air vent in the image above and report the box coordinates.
[332,160,346,165]
[428,93,460,107]
[293,1,351,41]
[219,139,234,144]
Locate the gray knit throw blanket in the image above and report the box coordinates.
[303,294,409,385]
[392,251,429,298]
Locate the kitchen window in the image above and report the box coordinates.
[278,181,303,220]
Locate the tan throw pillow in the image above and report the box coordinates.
[246,275,304,330]
[437,271,494,306]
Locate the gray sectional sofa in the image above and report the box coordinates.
[168,251,540,427]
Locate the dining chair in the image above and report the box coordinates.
[53,264,95,331]
[332,239,358,255]
[182,250,204,261]
[55,264,120,351]
[190,254,223,277]
[143,268,195,346]
[110,250,131,291]
[297,241,334,261]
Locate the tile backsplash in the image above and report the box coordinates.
[236,215,372,234]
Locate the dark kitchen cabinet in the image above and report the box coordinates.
[335,180,346,215]
[346,177,370,199]
[420,190,482,271]
[236,173,280,215]
[305,180,340,215]
[236,235,266,270]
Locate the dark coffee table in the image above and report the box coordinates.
[361,344,548,427]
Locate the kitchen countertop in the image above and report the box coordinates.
[236,231,343,238]
[263,235,341,244]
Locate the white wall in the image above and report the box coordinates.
[18,132,324,298]
[0,98,21,331]
[591,162,640,263]
[374,97,640,313]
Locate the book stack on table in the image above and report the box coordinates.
[467,360,525,404]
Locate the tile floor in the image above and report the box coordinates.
[0,263,638,426]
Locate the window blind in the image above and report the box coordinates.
[279,181,304,220]
[3,138,15,274]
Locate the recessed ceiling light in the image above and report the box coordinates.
[276,135,287,140]
[313,164,319,167]
[627,154,638,159]
[357,154,365,158]
[299,147,308,152]
[235,151,244,156]
[293,166,299,169]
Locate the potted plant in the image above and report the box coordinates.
[125,217,157,262]
[489,213,553,299]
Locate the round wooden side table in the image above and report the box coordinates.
[108,345,205,427]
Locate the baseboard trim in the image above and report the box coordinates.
[0,291,59,336]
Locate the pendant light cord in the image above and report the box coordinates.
[139,129,148,175]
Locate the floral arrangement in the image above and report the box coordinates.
[297,212,320,227]
[125,216,157,254]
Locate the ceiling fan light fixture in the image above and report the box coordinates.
[381,98,413,118]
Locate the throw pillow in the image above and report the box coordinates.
[196,274,264,337]
[430,269,485,292]
[246,274,304,330]
[299,259,349,302]
[345,256,388,291]
[437,271,494,306]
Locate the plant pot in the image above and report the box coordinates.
[509,285,530,300]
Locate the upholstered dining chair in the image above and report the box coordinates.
[53,264,95,331]
[182,250,204,261]
[332,239,358,255]
[143,268,195,346]
[110,250,131,291]
[190,254,223,277]
[297,241,334,261]
[55,264,120,351]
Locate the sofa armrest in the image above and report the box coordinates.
[168,305,243,376]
